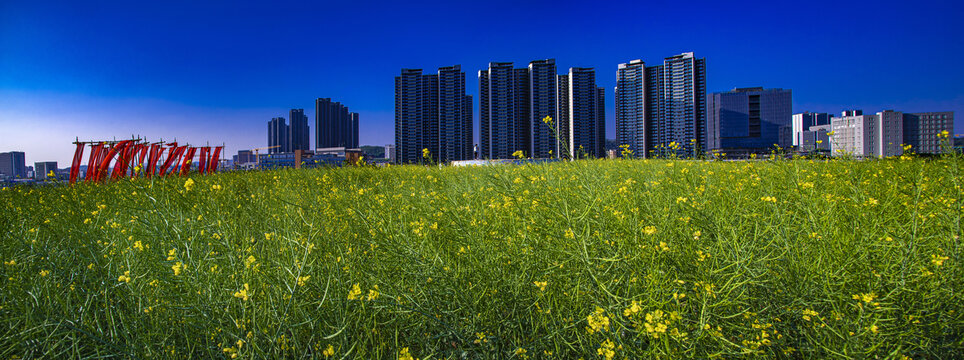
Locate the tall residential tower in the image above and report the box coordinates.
[615,53,706,157]
[394,66,472,163]
[289,109,310,152]
[268,117,289,153]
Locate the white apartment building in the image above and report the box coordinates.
[830,110,903,157]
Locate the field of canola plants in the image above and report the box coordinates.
[1,152,963,359]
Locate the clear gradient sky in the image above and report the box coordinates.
[2,0,962,165]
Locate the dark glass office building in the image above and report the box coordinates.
[0,151,26,178]
[706,87,792,153]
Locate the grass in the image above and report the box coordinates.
[1,155,962,359]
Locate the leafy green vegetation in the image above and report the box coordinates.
[1,155,962,358]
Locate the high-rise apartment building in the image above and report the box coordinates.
[349,112,360,149]
[477,59,602,159]
[830,110,903,157]
[289,109,310,152]
[0,151,26,178]
[596,87,606,157]
[437,65,472,162]
[615,53,706,157]
[479,62,527,159]
[33,161,57,179]
[268,117,290,153]
[394,66,472,163]
[556,74,570,157]
[706,87,792,154]
[902,112,954,154]
[615,60,647,157]
[566,67,604,158]
[792,112,832,147]
[315,98,358,149]
[529,59,559,158]
[384,144,396,162]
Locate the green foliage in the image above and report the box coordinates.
[1,157,962,358]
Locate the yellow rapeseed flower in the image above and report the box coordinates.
[184,178,195,191]
[40,270,50,277]
[852,292,876,303]
[642,226,657,235]
[623,300,642,318]
[597,339,615,360]
[931,254,949,266]
[118,271,131,283]
[171,262,184,276]
[586,307,610,334]
[234,283,250,301]
[322,344,334,357]
[398,347,416,360]
[366,285,380,301]
[533,281,547,291]
[347,283,362,300]
[297,275,310,287]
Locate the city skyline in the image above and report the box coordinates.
[2,1,963,165]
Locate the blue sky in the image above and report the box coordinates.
[1,0,962,165]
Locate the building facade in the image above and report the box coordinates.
[290,109,310,152]
[529,59,559,158]
[268,117,290,153]
[830,110,903,158]
[800,124,831,152]
[33,161,57,179]
[566,67,604,158]
[615,53,706,158]
[479,62,526,159]
[706,87,792,154]
[903,111,954,154]
[792,112,832,147]
[384,144,396,162]
[316,98,358,149]
[615,60,647,157]
[394,66,472,164]
[0,151,26,178]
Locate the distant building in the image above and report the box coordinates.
[529,59,559,158]
[384,144,396,162]
[479,62,529,159]
[706,87,792,155]
[315,98,359,149]
[290,109,310,152]
[800,124,831,152]
[268,117,290,153]
[830,110,903,157]
[615,53,706,158]
[34,161,57,179]
[565,67,605,158]
[394,66,472,163]
[0,151,26,178]
[902,111,954,154]
[615,60,646,157]
[233,150,256,167]
[792,112,832,147]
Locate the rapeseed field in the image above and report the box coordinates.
[1,155,962,358]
